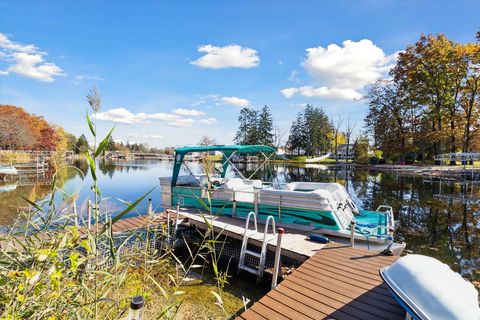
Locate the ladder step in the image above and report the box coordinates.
[244,249,261,258]
[240,265,260,275]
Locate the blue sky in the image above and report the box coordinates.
[1,0,479,147]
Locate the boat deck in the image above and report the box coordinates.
[237,242,404,320]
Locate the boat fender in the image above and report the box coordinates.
[308,234,330,244]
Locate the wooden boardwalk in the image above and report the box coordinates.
[237,243,404,320]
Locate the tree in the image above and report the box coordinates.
[198,135,216,146]
[75,134,89,154]
[257,106,274,146]
[332,115,343,158]
[234,107,272,145]
[0,105,72,152]
[0,105,39,150]
[353,135,370,163]
[364,32,480,163]
[345,116,357,160]
[392,34,472,163]
[287,105,332,156]
[365,80,420,161]
[287,111,307,155]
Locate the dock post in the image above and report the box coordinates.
[232,191,236,218]
[254,192,258,215]
[87,200,92,230]
[271,228,284,289]
[167,210,171,243]
[350,220,356,247]
[148,198,153,216]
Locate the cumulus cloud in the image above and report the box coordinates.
[221,96,250,107]
[191,44,260,69]
[0,33,64,82]
[281,39,396,100]
[95,108,180,124]
[199,117,218,125]
[168,118,194,127]
[173,108,205,117]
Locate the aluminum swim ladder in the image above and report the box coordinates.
[238,211,276,283]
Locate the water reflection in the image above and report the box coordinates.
[0,160,478,283]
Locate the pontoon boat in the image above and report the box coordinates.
[160,145,399,245]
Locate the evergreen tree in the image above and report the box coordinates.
[288,105,332,156]
[234,108,250,144]
[257,105,274,146]
[75,134,89,154]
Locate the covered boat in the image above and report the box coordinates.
[160,145,398,244]
[0,165,18,175]
[380,254,480,320]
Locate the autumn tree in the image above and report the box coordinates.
[0,105,72,152]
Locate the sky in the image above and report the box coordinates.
[0,0,479,148]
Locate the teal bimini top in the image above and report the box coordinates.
[171,144,276,186]
[174,144,276,155]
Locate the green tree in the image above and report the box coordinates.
[75,134,89,154]
[353,135,370,163]
[287,105,332,156]
[257,105,274,146]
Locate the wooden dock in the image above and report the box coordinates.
[70,210,405,319]
[237,243,404,320]
[173,209,327,262]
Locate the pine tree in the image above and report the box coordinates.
[75,134,89,154]
[257,105,274,146]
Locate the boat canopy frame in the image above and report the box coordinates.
[171,145,276,186]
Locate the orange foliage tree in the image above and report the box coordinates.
[0,105,71,151]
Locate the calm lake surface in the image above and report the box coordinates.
[1,159,479,284]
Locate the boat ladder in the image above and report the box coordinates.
[238,212,276,283]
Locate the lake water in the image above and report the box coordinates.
[1,159,479,285]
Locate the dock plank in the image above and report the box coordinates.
[238,243,404,320]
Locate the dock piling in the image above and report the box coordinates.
[147,198,153,216]
[350,219,356,247]
[271,227,284,289]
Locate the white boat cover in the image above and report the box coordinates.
[380,254,480,320]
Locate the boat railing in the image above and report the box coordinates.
[375,205,395,231]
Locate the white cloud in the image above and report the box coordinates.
[288,70,300,82]
[74,74,104,85]
[221,96,250,107]
[281,86,361,100]
[191,44,260,69]
[168,118,194,127]
[95,108,180,124]
[280,88,298,98]
[173,108,205,117]
[282,39,396,101]
[0,33,64,82]
[199,117,218,125]
[127,133,163,139]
